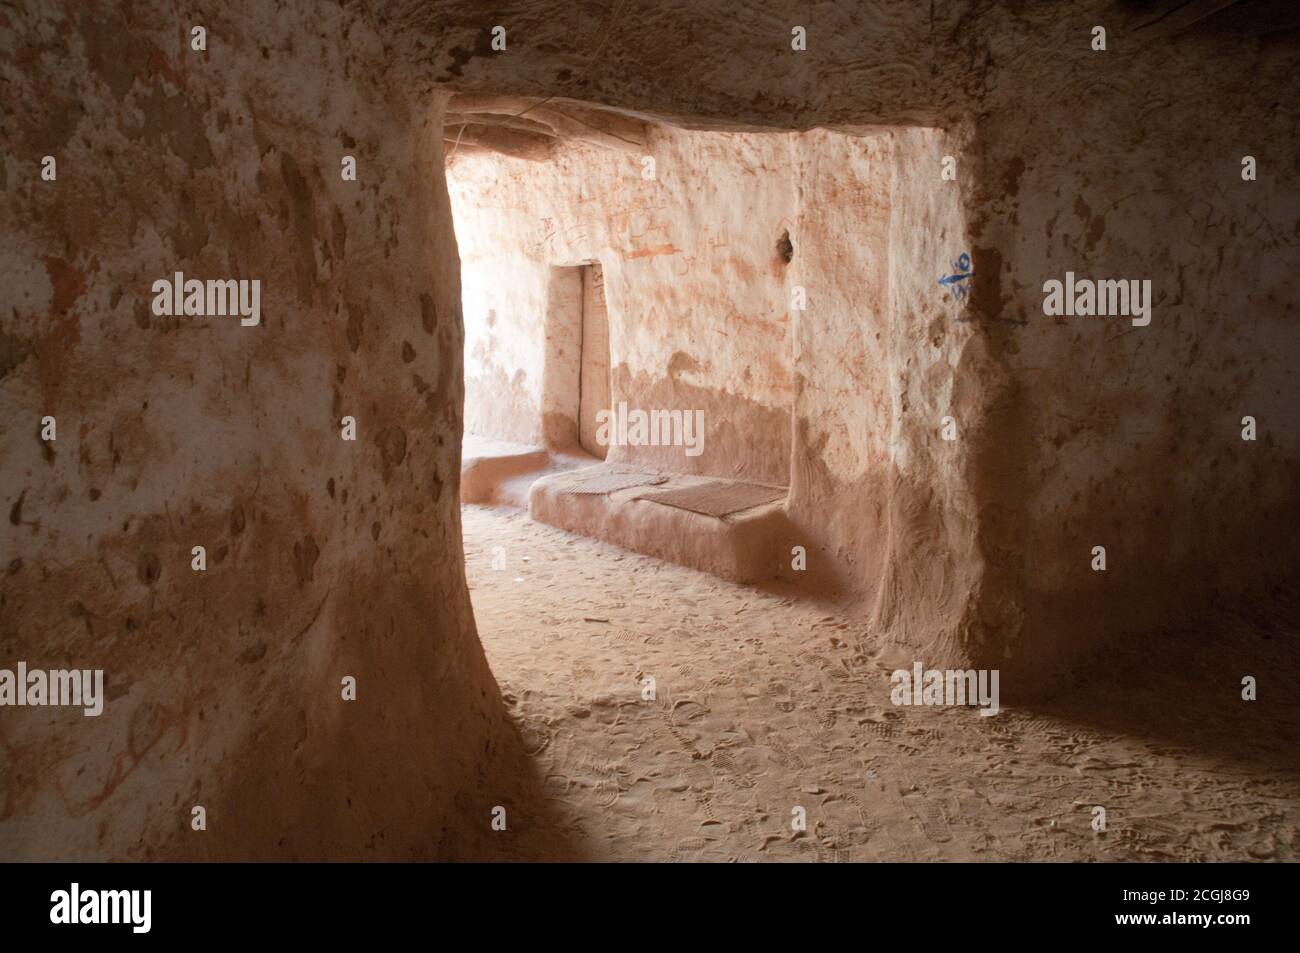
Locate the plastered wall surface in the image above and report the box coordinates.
[969,30,1300,684]
[0,2,546,860]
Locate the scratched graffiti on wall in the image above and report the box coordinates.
[938,253,973,300]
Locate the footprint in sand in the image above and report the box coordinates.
[667,725,702,756]
[684,761,715,791]
[845,792,882,832]
[766,736,807,770]
[915,800,953,843]
[673,835,708,861]
[790,839,821,861]
[711,749,756,788]
[516,717,553,755]
[542,773,571,799]
[592,778,620,807]
[980,717,1017,738]
[669,698,709,726]
[696,797,723,823]
[826,664,852,683]
[866,720,895,739]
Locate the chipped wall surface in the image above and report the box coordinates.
[0,2,543,859]
[968,20,1300,683]
[788,126,980,660]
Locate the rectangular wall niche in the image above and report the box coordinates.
[534,262,613,453]
[536,262,611,455]
[577,264,611,458]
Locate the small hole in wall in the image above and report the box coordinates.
[776,229,794,264]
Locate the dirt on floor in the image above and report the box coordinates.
[464,505,1300,862]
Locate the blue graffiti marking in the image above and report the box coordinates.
[938,253,973,299]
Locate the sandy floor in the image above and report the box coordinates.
[464,505,1300,862]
